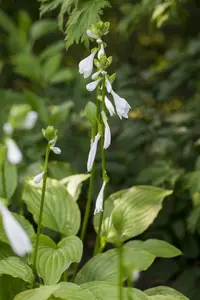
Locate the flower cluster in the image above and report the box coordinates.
[79,21,131,214]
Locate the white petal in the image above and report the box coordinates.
[23,111,38,129]
[97,38,103,44]
[97,44,105,60]
[105,96,115,116]
[86,78,101,92]
[3,123,13,135]
[79,51,97,78]
[51,146,61,155]
[0,203,32,256]
[34,171,45,184]
[94,181,106,214]
[104,120,111,149]
[86,29,98,39]
[111,91,131,119]
[87,133,101,172]
[92,70,101,80]
[6,138,23,165]
[132,270,140,282]
[105,76,112,93]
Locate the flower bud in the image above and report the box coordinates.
[42,126,57,141]
[85,102,97,127]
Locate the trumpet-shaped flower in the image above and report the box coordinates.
[104,119,111,149]
[23,111,38,129]
[87,133,101,172]
[111,91,131,119]
[105,96,115,116]
[0,203,32,256]
[98,43,105,60]
[105,76,112,93]
[6,138,22,165]
[3,122,13,135]
[79,50,97,78]
[86,78,101,92]
[50,146,61,155]
[34,171,45,184]
[86,29,98,40]
[94,181,107,214]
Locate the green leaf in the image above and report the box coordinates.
[75,247,154,285]
[30,20,58,42]
[81,281,148,300]
[125,239,182,258]
[0,275,26,300]
[39,41,65,62]
[60,174,90,201]
[50,69,76,84]
[39,0,61,17]
[0,257,34,284]
[0,159,17,199]
[94,186,173,243]
[48,161,74,180]
[0,10,17,35]
[145,286,189,300]
[23,178,81,236]
[65,0,111,49]
[30,235,83,285]
[43,53,62,82]
[0,241,14,259]
[0,213,34,246]
[14,282,95,300]
[58,0,79,30]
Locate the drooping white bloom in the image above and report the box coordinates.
[3,123,13,135]
[86,78,101,92]
[23,111,38,129]
[94,181,107,214]
[86,29,98,40]
[105,96,115,116]
[105,76,112,93]
[111,91,131,119]
[104,119,111,149]
[79,50,97,78]
[0,203,32,256]
[98,43,105,60]
[33,171,45,184]
[92,70,101,80]
[87,133,101,172]
[6,138,23,165]
[97,38,103,44]
[50,146,61,155]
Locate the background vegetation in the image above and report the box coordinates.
[1,0,200,299]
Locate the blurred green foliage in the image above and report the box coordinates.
[1,0,200,299]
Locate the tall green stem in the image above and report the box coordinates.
[32,143,50,276]
[2,159,7,200]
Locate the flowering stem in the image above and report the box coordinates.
[32,143,50,279]
[2,159,7,200]
[93,76,108,255]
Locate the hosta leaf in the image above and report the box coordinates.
[145,286,189,300]
[23,178,80,236]
[75,247,154,285]
[94,186,172,243]
[0,257,34,284]
[0,241,15,259]
[60,174,90,201]
[0,159,17,199]
[125,239,182,258]
[14,285,58,300]
[30,235,83,285]
[0,275,26,300]
[82,281,148,300]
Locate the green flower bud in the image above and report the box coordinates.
[109,73,116,84]
[42,126,57,141]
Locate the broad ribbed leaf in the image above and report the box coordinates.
[75,247,154,285]
[125,239,182,258]
[23,178,80,236]
[0,213,34,245]
[94,186,172,243]
[0,160,17,199]
[14,282,95,300]
[30,235,83,285]
[82,281,148,300]
[0,257,34,284]
[0,241,14,259]
[60,174,90,201]
[0,275,26,300]
[145,286,189,300]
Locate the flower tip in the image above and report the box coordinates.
[51,146,61,155]
[33,171,45,184]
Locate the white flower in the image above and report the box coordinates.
[105,96,115,116]
[6,138,22,165]
[104,119,111,149]
[87,133,101,172]
[50,146,61,155]
[23,111,38,129]
[94,181,107,214]
[111,91,131,119]
[92,70,101,80]
[98,43,105,60]
[79,50,97,78]
[97,38,103,44]
[105,76,112,93]
[3,123,13,135]
[33,171,45,184]
[86,29,98,39]
[132,270,140,282]
[86,78,101,92]
[0,203,32,256]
